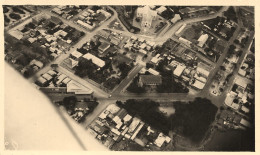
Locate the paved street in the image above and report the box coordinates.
[112,64,143,94]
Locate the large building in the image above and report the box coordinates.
[70,50,83,60]
[138,75,162,87]
[136,5,157,32]
[83,53,105,68]
[197,34,209,47]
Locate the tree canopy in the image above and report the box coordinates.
[118,98,218,143]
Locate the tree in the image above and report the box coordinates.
[63,96,77,112]
[3,6,9,13]
[88,101,99,113]
[4,15,10,23]
[234,39,240,44]
[51,64,58,69]
[233,98,239,103]
[229,44,236,53]
[156,59,168,73]
[118,62,131,79]
[127,76,146,93]
[146,63,154,69]
[220,65,226,71]
[116,100,123,106]
[75,58,95,78]
[237,50,243,57]
[143,54,148,60]
[9,13,21,20]
[231,27,236,32]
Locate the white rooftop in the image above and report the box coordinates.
[148,68,160,75]
[197,62,211,77]
[106,104,120,114]
[67,81,93,94]
[240,118,251,128]
[173,64,186,77]
[83,53,105,68]
[235,77,248,88]
[42,73,52,81]
[197,34,209,47]
[37,76,47,84]
[192,80,205,89]
[71,50,83,59]
[128,117,140,133]
[123,114,132,122]
[154,133,166,147]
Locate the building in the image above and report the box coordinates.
[9,30,23,40]
[192,79,205,90]
[140,43,147,49]
[131,122,144,140]
[196,62,211,77]
[98,42,110,53]
[173,64,186,77]
[136,5,157,31]
[36,76,48,86]
[224,93,240,110]
[109,36,120,46]
[123,6,133,18]
[123,114,132,123]
[97,9,111,18]
[139,49,147,55]
[56,74,67,84]
[179,37,192,47]
[154,133,171,147]
[47,70,57,76]
[67,81,93,95]
[128,117,141,133]
[156,6,167,14]
[138,75,162,87]
[32,13,51,24]
[179,6,209,14]
[52,7,63,15]
[97,30,110,39]
[171,14,181,24]
[42,73,52,81]
[197,34,209,47]
[30,59,44,69]
[68,58,79,68]
[51,53,58,59]
[194,73,207,83]
[175,24,186,36]
[62,77,71,85]
[147,68,160,75]
[70,50,83,60]
[234,77,248,89]
[83,53,105,68]
[106,104,120,114]
[112,116,123,129]
[240,118,252,128]
[151,54,162,64]
[50,16,62,25]
[77,20,95,30]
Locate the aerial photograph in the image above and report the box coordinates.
[3,5,255,151]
